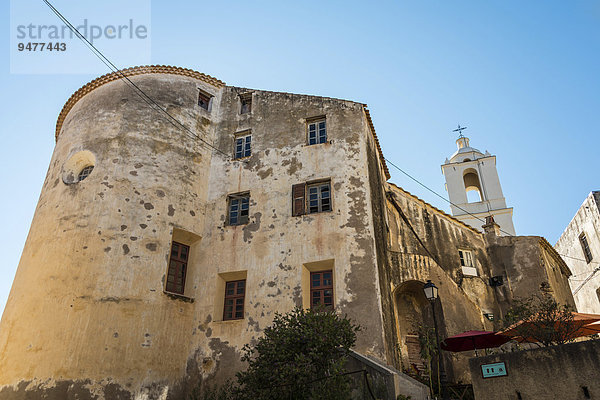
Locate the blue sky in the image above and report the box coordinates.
[1,1,599,316]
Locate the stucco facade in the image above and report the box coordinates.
[0,66,391,399]
[555,191,600,314]
[0,66,574,399]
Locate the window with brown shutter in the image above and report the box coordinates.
[166,241,189,295]
[310,270,333,310]
[223,280,246,320]
[292,183,306,216]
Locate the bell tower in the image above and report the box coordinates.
[441,129,516,236]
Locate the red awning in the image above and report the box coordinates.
[441,330,510,353]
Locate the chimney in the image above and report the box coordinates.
[482,215,501,236]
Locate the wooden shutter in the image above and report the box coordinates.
[292,183,305,216]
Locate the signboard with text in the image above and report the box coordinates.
[481,362,508,378]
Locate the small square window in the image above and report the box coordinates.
[240,93,252,114]
[198,90,212,110]
[307,118,327,145]
[234,132,252,159]
[228,193,250,226]
[307,182,331,214]
[223,279,246,320]
[459,250,474,267]
[310,270,333,310]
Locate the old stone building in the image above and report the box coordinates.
[0,66,574,399]
[555,191,600,314]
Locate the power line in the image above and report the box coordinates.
[384,156,597,266]
[573,267,600,295]
[40,1,599,271]
[42,0,229,158]
[558,253,600,266]
[384,157,515,237]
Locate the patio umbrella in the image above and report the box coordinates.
[501,312,600,344]
[441,330,510,356]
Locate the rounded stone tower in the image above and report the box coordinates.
[0,66,225,399]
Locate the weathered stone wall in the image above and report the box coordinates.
[189,87,388,392]
[469,340,600,400]
[555,191,600,313]
[385,185,498,383]
[0,70,388,399]
[383,184,574,384]
[485,235,575,309]
[0,73,217,399]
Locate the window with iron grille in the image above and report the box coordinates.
[198,90,212,110]
[307,118,327,145]
[308,182,331,214]
[223,279,246,320]
[459,250,474,267]
[310,270,333,310]
[77,165,94,182]
[580,233,593,263]
[234,132,252,159]
[166,241,189,295]
[240,93,252,114]
[228,193,250,225]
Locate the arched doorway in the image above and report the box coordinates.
[394,280,435,376]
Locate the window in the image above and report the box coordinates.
[228,193,250,225]
[580,233,593,263]
[307,118,327,145]
[223,279,246,320]
[240,93,252,114]
[78,165,94,181]
[292,181,332,216]
[308,182,331,214]
[459,250,474,267]
[310,270,333,310]
[459,249,477,276]
[166,241,189,295]
[198,89,212,110]
[234,132,252,159]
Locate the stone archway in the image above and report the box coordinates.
[394,280,435,377]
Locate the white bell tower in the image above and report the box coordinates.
[441,128,516,236]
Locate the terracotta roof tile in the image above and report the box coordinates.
[55,65,225,140]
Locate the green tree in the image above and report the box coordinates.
[502,293,580,347]
[234,307,361,400]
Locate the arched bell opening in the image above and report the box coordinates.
[463,168,483,203]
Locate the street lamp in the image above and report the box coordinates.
[423,280,446,399]
[423,279,438,301]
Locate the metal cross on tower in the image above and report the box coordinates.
[452,124,467,138]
